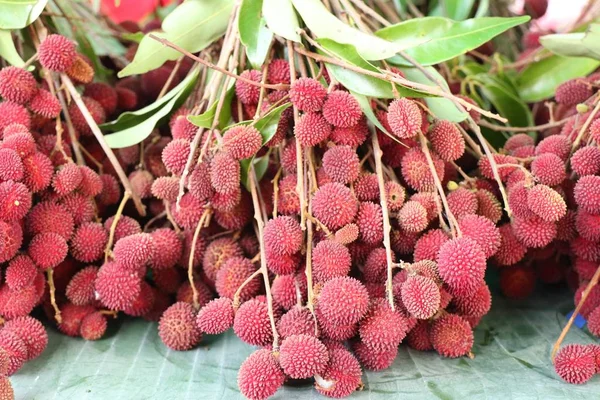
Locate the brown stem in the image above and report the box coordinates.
[248,169,280,350]
[104,191,131,263]
[232,268,263,309]
[143,210,167,231]
[164,201,181,234]
[571,94,600,152]
[157,57,183,100]
[479,118,569,132]
[61,75,146,216]
[148,34,288,91]
[47,269,62,323]
[271,167,282,218]
[371,132,395,310]
[552,265,600,361]
[189,208,212,309]
[54,84,85,165]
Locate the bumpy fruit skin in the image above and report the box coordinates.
[202,237,243,282]
[386,98,422,139]
[555,79,592,106]
[531,153,566,186]
[66,266,99,306]
[0,102,31,132]
[535,135,571,161]
[315,348,362,398]
[554,344,596,384]
[71,222,108,263]
[398,200,428,233]
[290,77,327,112]
[430,314,473,358]
[235,69,262,105]
[196,298,234,335]
[38,34,76,72]
[312,240,352,282]
[84,83,118,115]
[401,275,441,319]
[401,148,445,192]
[103,215,141,243]
[68,97,106,136]
[0,330,27,375]
[0,181,31,221]
[318,276,369,326]
[215,256,260,301]
[352,340,397,371]
[322,90,362,128]
[511,215,557,249]
[574,175,600,214]
[279,334,329,379]
[437,237,486,296]
[80,312,107,341]
[113,233,153,271]
[277,306,316,339]
[233,299,273,347]
[158,302,201,351]
[5,255,36,291]
[222,125,262,160]
[359,300,408,351]
[28,232,68,270]
[0,67,37,104]
[572,146,600,176]
[149,228,182,270]
[453,283,491,318]
[406,320,433,351]
[22,152,53,193]
[27,201,74,240]
[429,120,465,161]
[322,145,360,184]
[272,274,307,310]
[458,215,501,259]
[413,229,449,262]
[312,182,358,230]
[238,349,285,400]
[334,223,359,245]
[447,188,478,219]
[210,151,240,194]
[2,316,47,361]
[294,112,332,146]
[95,261,142,310]
[264,216,302,256]
[526,184,566,222]
[162,139,191,176]
[356,202,383,244]
[586,306,600,337]
[494,224,527,266]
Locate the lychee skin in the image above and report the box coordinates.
[0,330,27,375]
[530,153,566,186]
[386,98,422,139]
[0,180,32,221]
[2,316,47,360]
[238,349,285,400]
[499,265,536,300]
[315,348,362,398]
[574,175,600,214]
[401,147,445,192]
[430,314,474,358]
[453,283,492,318]
[0,67,37,104]
[95,261,142,311]
[312,240,352,283]
[235,69,262,105]
[429,120,465,161]
[588,306,600,337]
[572,146,600,177]
[401,275,441,319]
[215,256,261,301]
[318,276,369,327]
[80,312,108,341]
[233,299,273,347]
[5,255,36,291]
[196,298,234,335]
[290,77,328,112]
[38,34,76,72]
[158,302,201,351]
[437,237,486,297]
[359,301,408,351]
[294,112,332,147]
[356,202,383,244]
[264,216,303,256]
[413,228,449,262]
[535,135,571,161]
[28,232,68,270]
[352,340,398,371]
[113,233,154,271]
[511,215,557,249]
[458,214,501,259]
[554,344,596,384]
[70,222,108,263]
[494,224,527,266]
[555,79,592,106]
[66,266,99,306]
[322,90,362,128]
[312,182,358,230]
[277,306,316,339]
[222,125,263,160]
[398,200,428,233]
[279,334,329,379]
[526,184,566,223]
[149,228,182,270]
[322,145,360,184]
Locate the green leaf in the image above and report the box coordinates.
[352,92,389,134]
[103,68,199,148]
[517,55,600,102]
[474,0,490,17]
[399,66,468,122]
[240,155,270,191]
[376,16,530,66]
[239,0,273,69]
[318,38,424,99]
[0,29,24,66]
[70,2,126,57]
[119,0,233,77]
[472,74,533,128]
[262,0,300,43]
[291,0,413,61]
[188,81,236,130]
[121,32,145,44]
[540,24,600,60]
[0,0,47,29]
[429,0,475,20]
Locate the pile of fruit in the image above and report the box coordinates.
[1,0,600,398]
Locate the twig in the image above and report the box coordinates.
[479,118,569,132]
[104,191,131,262]
[157,57,183,100]
[61,75,146,216]
[47,269,62,323]
[571,94,600,152]
[271,167,282,218]
[232,268,263,308]
[371,132,395,310]
[54,84,84,165]
[189,208,212,309]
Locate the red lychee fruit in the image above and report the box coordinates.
[279,334,329,379]
[84,82,118,115]
[80,311,107,341]
[28,232,68,270]
[406,320,433,351]
[572,146,600,177]
[196,297,234,335]
[362,247,387,284]
[264,216,302,256]
[0,181,31,221]
[322,145,360,184]
[271,273,307,310]
[95,261,142,310]
[38,34,76,72]
[554,344,596,384]
[312,240,352,283]
[2,316,47,360]
[322,90,362,128]
[315,347,362,398]
[113,233,154,271]
[276,174,300,215]
[290,77,328,112]
[277,306,316,340]
[437,237,486,296]
[429,120,465,161]
[158,301,201,350]
[555,79,592,106]
[526,184,566,223]
[352,340,397,371]
[318,276,369,326]
[151,176,180,202]
[70,222,108,263]
[66,266,99,306]
[0,149,23,182]
[0,283,37,320]
[494,224,527,266]
[57,302,96,337]
[354,173,379,202]
[334,223,359,245]
[161,138,191,176]
[265,246,301,275]
[475,189,502,223]
[123,281,156,317]
[401,147,445,192]
[531,153,566,186]
[235,70,262,105]
[238,349,285,400]
[0,330,27,375]
[215,256,261,301]
[103,215,141,243]
[359,300,408,351]
[22,151,53,193]
[447,188,478,219]
[499,265,536,299]
[587,306,600,337]
[574,175,600,214]
[458,214,501,259]
[294,112,332,146]
[312,182,358,230]
[386,98,422,139]
[210,151,240,194]
[0,221,22,263]
[385,181,406,211]
[0,67,37,104]
[222,125,263,160]
[512,215,557,248]
[129,170,154,199]
[266,59,290,84]
[330,118,369,148]
[535,135,570,161]
[96,174,121,206]
[453,283,491,318]
[26,201,74,240]
[148,228,182,270]
[356,202,383,244]
[398,200,428,233]
[401,275,441,319]
[430,314,473,358]
[233,298,273,346]
[67,97,106,136]
[202,237,243,282]
[5,255,35,291]
[413,229,449,262]
[52,163,83,196]
[0,102,31,132]
[171,193,207,230]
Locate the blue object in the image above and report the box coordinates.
[566,310,587,329]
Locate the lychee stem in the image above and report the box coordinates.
[551,264,600,361]
[570,93,600,153]
[248,169,280,350]
[189,208,212,310]
[46,269,62,324]
[478,118,569,133]
[143,210,167,231]
[419,133,461,238]
[54,82,85,165]
[371,132,395,310]
[287,42,307,231]
[61,75,146,216]
[232,268,263,309]
[157,56,183,100]
[104,190,131,263]
[271,167,282,218]
[164,201,181,234]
